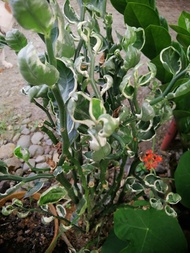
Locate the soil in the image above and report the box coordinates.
[0,0,190,252]
[0,197,68,253]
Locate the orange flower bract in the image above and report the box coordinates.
[142,150,162,171]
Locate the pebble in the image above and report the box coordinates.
[36,162,49,169]
[17,135,31,148]
[21,128,31,135]
[21,118,31,125]
[35,155,46,163]
[15,168,24,176]
[0,122,58,191]
[29,144,44,157]
[12,132,21,142]
[0,143,16,159]
[23,159,36,171]
[31,132,44,145]
[4,157,22,171]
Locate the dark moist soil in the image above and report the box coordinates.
[0,198,68,253]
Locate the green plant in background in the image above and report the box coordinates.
[111,0,190,149]
[0,0,189,252]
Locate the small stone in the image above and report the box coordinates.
[12,132,21,142]
[21,118,31,125]
[7,125,13,130]
[46,139,53,146]
[21,127,30,135]
[0,143,16,159]
[31,132,44,145]
[17,135,31,148]
[15,168,24,176]
[4,157,22,171]
[28,145,44,157]
[35,155,46,163]
[23,159,36,171]
[36,162,49,169]
[44,146,51,155]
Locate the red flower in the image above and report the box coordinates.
[142,150,162,171]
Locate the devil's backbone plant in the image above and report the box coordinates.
[0,0,189,252]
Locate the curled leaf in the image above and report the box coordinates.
[18,43,59,87]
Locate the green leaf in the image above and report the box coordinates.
[151,55,172,83]
[149,198,163,210]
[18,43,59,87]
[176,33,190,48]
[24,182,44,198]
[143,25,171,59]
[68,92,94,127]
[54,1,75,58]
[124,3,160,29]
[89,98,106,121]
[110,0,127,15]
[178,11,190,33]
[167,79,190,100]
[28,85,49,102]
[166,192,181,205]
[160,46,182,75]
[175,150,190,208]
[0,160,8,174]
[114,208,188,253]
[64,0,79,23]
[38,185,67,205]
[5,29,27,53]
[170,25,190,37]
[102,229,129,253]
[14,146,30,162]
[56,204,66,218]
[123,45,141,70]
[9,0,54,34]
[57,59,75,103]
[164,205,177,218]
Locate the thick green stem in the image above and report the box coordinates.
[51,84,70,158]
[87,44,102,99]
[45,35,57,67]
[0,174,54,182]
[40,124,59,145]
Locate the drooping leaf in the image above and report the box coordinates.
[9,0,54,34]
[18,43,59,86]
[54,1,75,58]
[175,150,190,208]
[24,181,44,198]
[38,185,67,205]
[114,208,188,253]
[64,0,79,23]
[5,29,27,53]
